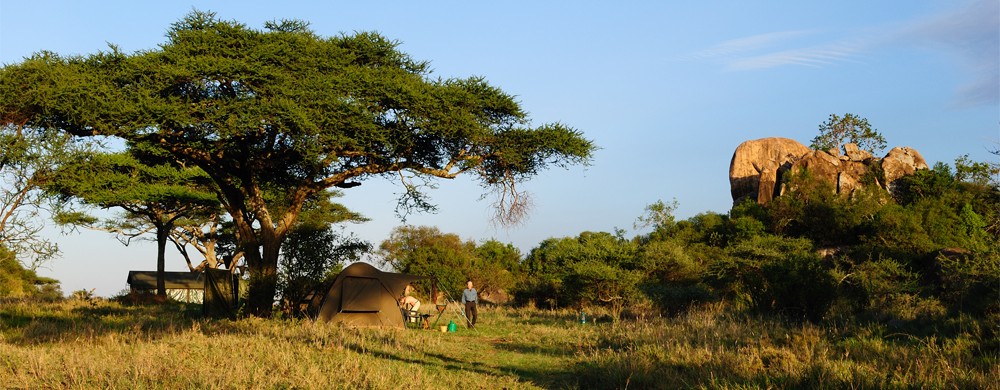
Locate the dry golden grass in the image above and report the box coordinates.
[1,299,996,389]
[1,300,590,389]
[575,303,999,389]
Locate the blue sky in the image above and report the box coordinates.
[2,1,998,296]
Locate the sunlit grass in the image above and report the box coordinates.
[1,299,996,389]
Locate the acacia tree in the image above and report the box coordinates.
[0,125,96,270]
[278,191,370,314]
[48,151,219,297]
[810,113,887,155]
[0,11,594,316]
[168,212,227,273]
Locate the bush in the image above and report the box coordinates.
[278,224,366,316]
[517,232,638,311]
[756,254,837,322]
[0,245,61,300]
[935,250,1000,317]
[511,276,562,309]
[637,239,714,313]
[642,281,713,315]
[838,257,920,314]
[711,235,835,321]
[563,260,642,321]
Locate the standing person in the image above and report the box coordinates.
[461,280,478,328]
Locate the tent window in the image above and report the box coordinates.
[340,277,383,312]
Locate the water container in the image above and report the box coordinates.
[580,311,587,324]
[447,320,457,332]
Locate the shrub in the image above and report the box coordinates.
[638,239,713,313]
[935,250,1000,317]
[510,276,562,309]
[563,260,642,322]
[729,215,767,243]
[755,254,838,322]
[838,257,920,314]
[278,224,367,315]
[517,232,638,311]
[712,235,835,321]
[0,245,61,300]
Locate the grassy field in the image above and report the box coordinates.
[1,299,996,389]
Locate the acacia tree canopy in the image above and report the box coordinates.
[810,113,887,155]
[47,150,219,296]
[0,126,97,270]
[0,11,595,315]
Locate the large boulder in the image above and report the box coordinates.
[789,148,874,196]
[730,138,927,205]
[882,147,928,193]
[729,137,811,204]
[843,143,874,162]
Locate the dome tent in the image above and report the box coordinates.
[314,262,428,328]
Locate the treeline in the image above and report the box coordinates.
[384,158,999,325]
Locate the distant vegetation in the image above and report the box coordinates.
[389,154,999,329]
[2,104,997,387]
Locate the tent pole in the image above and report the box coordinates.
[430,279,476,332]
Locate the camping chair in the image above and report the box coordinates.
[401,303,431,329]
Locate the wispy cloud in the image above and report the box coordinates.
[895,0,999,107]
[681,29,869,69]
[684,30,814,61]
[685,0,998,107]
[728,40,867,70]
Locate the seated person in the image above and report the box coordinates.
[400,295,420,312]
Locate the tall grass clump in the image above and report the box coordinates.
[574,303,998,389]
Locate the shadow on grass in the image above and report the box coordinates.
[340,340,579,388]
[493,340,579,357]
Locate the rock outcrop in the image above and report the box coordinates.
[729,137,812,204]
[882,147,929,193]
[729,138,928,205]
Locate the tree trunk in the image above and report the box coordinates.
[156,225,169,298]
[244,234,281,317]
[216,181,304,317]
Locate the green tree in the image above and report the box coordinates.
[767,168,855,246]
[711,234,836,321]
[884,161,998,256]
[0,11,595,315]
[0,125,96,270]
[634,198,679,237]
[379,225,476,297]
[565,260,642,322]
[953,154,1000,187]
[47,151,219,297]
[519,231,638,315]
[470,240,522,302]
[810,113,887,155]
[0,244,60,299]
[277,191,369,314]
[636,239,713,313]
